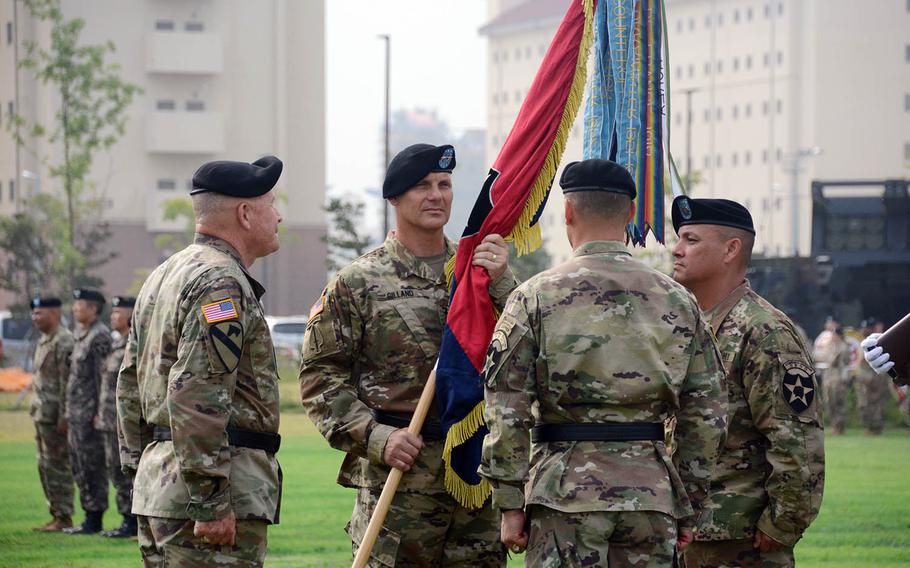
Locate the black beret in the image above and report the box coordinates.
[383,144,456,199]
[671,196,755,235]
[73,288,105,304]
[190,155,283,198]
[111,296,136,308]
[559,159,637,199]
[31,297,62,309]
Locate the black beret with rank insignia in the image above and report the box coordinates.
[31,297,62,309]
[383,144,456,199]
[111,296,136,308]
[190,155,283,198]
[671,196,756,235]
[73,288,105,304]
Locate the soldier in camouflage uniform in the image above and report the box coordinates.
[854,319,889,435]
[96,295,137,538]
[817,328,852,435]
[300,144,513,567]
[29,296,76,532]
[117,156,284,567]
[63,288,113,535]
[670,196,825,568]
[479,160,727,567]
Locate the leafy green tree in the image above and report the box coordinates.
[509,243,552,283]
[323,197,372,272]
[4,0,141,297]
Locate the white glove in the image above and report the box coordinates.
[861,333,895,375]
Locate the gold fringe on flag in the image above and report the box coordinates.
[441,0,596,509]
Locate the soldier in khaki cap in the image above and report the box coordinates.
[300,143,514,567]
[118,156,284,567]
[479,159,727,566]
[670,196,825,568]
[29,296,76,532]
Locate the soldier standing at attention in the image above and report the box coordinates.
[479,160,727,567]
[117,156,284,566]
[64,288,112,535]
[29,296,76,532]
[669,196,825,568]
[300,144,514,567]
[855,319,889,435]
[96,295,137,538]
[819,327,852,435]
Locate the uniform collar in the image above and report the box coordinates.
[194,232,266,300]
[705,279,752,331]
[75,319,101,339]
[573,240,631,258]
[384,231,456,283]
[38,327,58,345]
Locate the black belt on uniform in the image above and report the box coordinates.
[371,410,444,441]
[531,422,665,443]
[153,425,281,454]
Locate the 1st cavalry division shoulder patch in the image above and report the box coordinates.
[210,320,244,373]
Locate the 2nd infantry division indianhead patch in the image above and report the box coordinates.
[782,360,815,413]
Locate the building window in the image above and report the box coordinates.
[762,101,769,115]
[538,44,546,56]
[734,9,740,23]
[703,109,711,122]
[776,148,783,162]
[745,55,753,69]
[733,57,739,71]
[704,61,711,76]
[155,19,175,31]
[8,180,14,202]
[703,155,711,169]
[764,4,771,18]
[492,93,498,105]
[778,2,784,15]
[716,60,723,73]
[524,46,531,59]
[501,50,508,62]
[718,13,724,26]
[157,179,176,190]
[732,105,739,119]
[762,149,769,163]
[747,7,754,20]
[186,100,205,112]
[905,93,910,112]
[776,99,783,113]
[0,182,3,202]
[745,103,752,117]
[514,48,520,60]
[905,142,910,161]
[185,21,204,32]
[675,112,682,126]
[744,151,752,165]
[732,152,738,167]
[716,154,723,168]
[515,90,521,103]
[6,21,11,45]
[777,51,784,65]
[704,14,711,28]
[906,45,910,63]
[7,101,12,116]
[689,17,695,31]
[676,66,682,80]
[688,64,695,78]
[716,107,723,121]
[156,99,175,110]
[677,19,683,33]
[492,51,498,64]
[763,52,770,67]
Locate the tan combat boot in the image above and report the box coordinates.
[33,515,73,532]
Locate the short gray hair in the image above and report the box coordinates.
[192,192,234,221]
[565,191,631,224]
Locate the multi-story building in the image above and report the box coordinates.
[482,0,910,263]
[0,0,326,314]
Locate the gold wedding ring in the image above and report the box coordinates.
[492,253,497,261]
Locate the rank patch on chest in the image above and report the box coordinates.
[201,298,238,323]
[782,360,815,413]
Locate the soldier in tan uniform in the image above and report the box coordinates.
[96,295,136,538]
[854,319,889,435]
[300,144,514,567]
[479,160,728,567]
[118,156,284,567]
[29,296,76,532]
[816,327,852,435]
[670,196,825,568]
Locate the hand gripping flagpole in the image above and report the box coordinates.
[352,366,437,568]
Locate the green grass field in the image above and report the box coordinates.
[1,380,909,567]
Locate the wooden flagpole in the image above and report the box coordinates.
[352,368,437,568]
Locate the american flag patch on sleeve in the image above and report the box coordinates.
[201,298,238,323]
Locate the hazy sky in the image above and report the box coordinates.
[325,1,488,210]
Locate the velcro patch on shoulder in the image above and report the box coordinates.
[309,291,326,319]
[781,360,816,413]
[209,320,244,373]
[201,298,239,324]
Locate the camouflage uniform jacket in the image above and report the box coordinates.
[66,320,112,425]
[29,326,75,426]
[695,280,824,547]
[96,333,127,432]
[117,233,281,523]
[299,232,517,493]
[478,241,727,529]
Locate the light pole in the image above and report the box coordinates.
[378,34,390,237]
[784,146,822,257]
